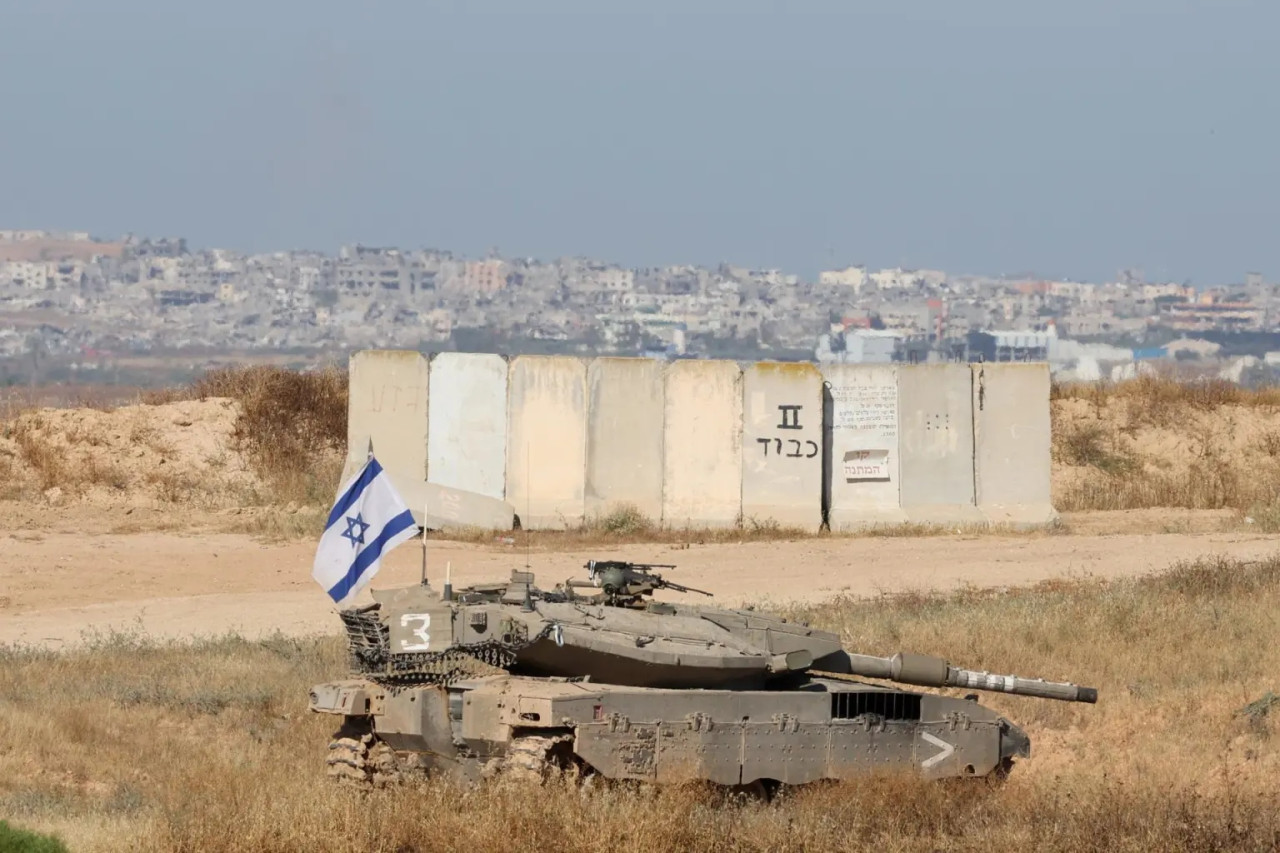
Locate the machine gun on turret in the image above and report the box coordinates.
[563,560,713,606]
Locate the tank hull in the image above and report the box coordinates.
[310,674,1030,788]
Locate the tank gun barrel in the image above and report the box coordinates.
[654,578,713,596]
[837,652,1097,704]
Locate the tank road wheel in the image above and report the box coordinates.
[327,732,373,786]
[988,756,1015,786]
[326,731,403,790]
[501,734,574,784]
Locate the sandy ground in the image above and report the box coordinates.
[3,510,1276,648]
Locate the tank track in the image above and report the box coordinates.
[328,731,573,789]
[325,732,402,789]
[502,735,568,782]
[379,644,515,686]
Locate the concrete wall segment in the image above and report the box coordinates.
[505,355,588,529]
[821,363,906,529]
[427,352,509,500]
[972,362,1057,526]
[343,349,429,503]
[662,359,743,527]
[345,349,1054,533]
[741,362,823,530]
[586,357,665,521]
[897,363,983,524]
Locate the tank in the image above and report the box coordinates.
[309,560,1097,791]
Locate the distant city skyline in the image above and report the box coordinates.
[0,227,1258,290]
[4,1,1276,286]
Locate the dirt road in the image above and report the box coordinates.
[3,519,1276,648]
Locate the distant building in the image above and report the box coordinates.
[818,266,867,292]
[0,230,50,242]
[1159,297,1262,332]
[1163,337,1221,359]
[335,247,413,293]
[815,329,901,363]
[463,259,509,294]
[967,329,1051,362]
[591,267,635,292]
[3,261,50,289]
[296,266,321,290]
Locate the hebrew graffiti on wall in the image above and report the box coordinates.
[829,379,897,482]
[756,405,820,458]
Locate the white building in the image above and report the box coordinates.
[592,267,635,291]
[818,265,867,292]
[3,261,50,289]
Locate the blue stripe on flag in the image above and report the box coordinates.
[325,508,417,602]
[325,457,384,530]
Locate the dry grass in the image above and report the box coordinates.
[6,414,132,495]
[431,504,1050,550]
[1052,372,1280,416]
[437,504,818,548]
[215,505,331,542]
[1052,375,1280,521]
[180,365,348,507]
[3,556,1280,851]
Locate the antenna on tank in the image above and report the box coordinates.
[419,518,428,588]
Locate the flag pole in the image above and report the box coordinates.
[419,518,428,588]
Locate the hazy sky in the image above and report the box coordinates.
[3,1,1275,283]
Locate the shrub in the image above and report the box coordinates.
[0,821,70,853]
[149,365,349,505]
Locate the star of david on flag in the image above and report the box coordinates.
[312,455,418,605]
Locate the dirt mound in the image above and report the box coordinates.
[0,398,261,506]
[1052,391,1280,519]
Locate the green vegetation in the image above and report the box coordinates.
[0,821,70,853]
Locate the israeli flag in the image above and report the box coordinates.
[312,456,418,605]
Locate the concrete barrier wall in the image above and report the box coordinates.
[663,360,743,527]
[972,362,1057,525]
[505,355,588,529]
[586,357,665,521]
[426,352,509,500]
[822,363,905,529]
[346,349,1056,531]
[343,349,429,500]
[741,362,823,530]
[897,363,983,524]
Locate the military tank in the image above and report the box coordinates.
[309,560,1097,790]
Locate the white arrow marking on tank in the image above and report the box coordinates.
[921,733,955,769]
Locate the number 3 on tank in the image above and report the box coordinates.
[398,613,431,651]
